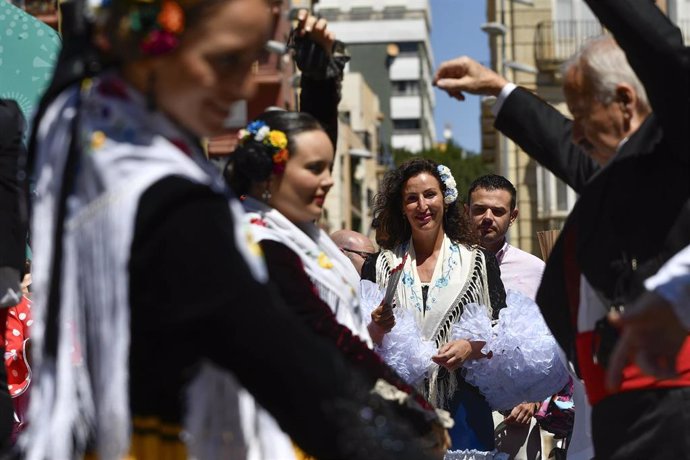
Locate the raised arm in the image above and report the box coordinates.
[292,10,349,149]
[434,57,598,192]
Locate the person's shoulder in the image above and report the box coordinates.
[361,251,381,282]
[508,245,545,269]
[137,176,226,232]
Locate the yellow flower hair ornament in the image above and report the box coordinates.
[238,121,290,175]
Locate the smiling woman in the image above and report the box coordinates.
[362,158,508,452]
[26,0,447,459]
[224,20,451,458]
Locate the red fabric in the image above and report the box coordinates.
[5,296,31,398]
[562,225,581,330]
[576,331,690,406]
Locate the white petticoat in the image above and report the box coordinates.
[444,449,509,460]
[360,281,436,386]
[458,290,570,410]
[361,282,569,411]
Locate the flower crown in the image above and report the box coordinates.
[437,164,459,204]
[238,120,290,175]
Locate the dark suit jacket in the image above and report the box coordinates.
[494,0,690,363]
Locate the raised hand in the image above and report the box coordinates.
[295,9,335,56]
[433,56,508,101]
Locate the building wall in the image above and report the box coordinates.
[316,0,435,153]
[484,0,685,256]
[323,73,383,237]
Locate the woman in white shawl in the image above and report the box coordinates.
[225,110,451,456]
[361,158,508,452]
[24,1,447,458]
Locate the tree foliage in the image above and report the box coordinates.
[392,141,492,204]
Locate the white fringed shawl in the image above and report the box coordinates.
[243,197,372,347]
[25,75,289,460]
[374,236,493,406]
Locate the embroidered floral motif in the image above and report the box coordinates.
[402,273,414,286]
[249,217,268,227]
[91,131,107,151]
[317,252,334,269]
[401,241,460,312]
[435,277,449,288]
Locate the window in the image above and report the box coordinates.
[397,42,418,54]
[391,80,420,96]
[392,119,421,131]
[536,166,577,218]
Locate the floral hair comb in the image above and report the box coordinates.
[437,164,459,204]
[238,120,290,174]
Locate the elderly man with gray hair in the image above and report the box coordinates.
[433,0,690,458]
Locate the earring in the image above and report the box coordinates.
[262,189,272,202]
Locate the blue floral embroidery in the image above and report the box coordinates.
[423,243,460,312]
[402,272,414,286]
[435,277,448,288]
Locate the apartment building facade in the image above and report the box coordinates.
[315,0,436,154]
[323,73,385,237]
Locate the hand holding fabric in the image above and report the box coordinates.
[368,302,395,345]
[433,56,509,101]
[432,339,487,372]
[606,291,688,391]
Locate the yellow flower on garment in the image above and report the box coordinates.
[245,231,264,258]
[91,131,106,151]
[317,252,334,269]
[268,130,288,149]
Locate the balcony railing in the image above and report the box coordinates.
[317,7,428,23]
[534,20,604,72]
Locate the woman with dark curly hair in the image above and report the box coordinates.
[362,158,507,452]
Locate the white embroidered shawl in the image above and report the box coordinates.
[374,236,492,406]
[25,75,290,460]
[243,197,372,347]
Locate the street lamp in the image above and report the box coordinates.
[479,0,536,178]
[504,60,538,74]
[480,22,507,36]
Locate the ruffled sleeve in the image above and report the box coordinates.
[460,290,570,410]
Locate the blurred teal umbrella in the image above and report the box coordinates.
[0,1,61,118]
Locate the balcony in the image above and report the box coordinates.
[534,20,604,73]
[317,7,428,23]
